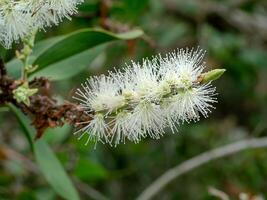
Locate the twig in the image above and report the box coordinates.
[208,187,230,200]
[0,58,92,138]
[73,177,110,200]
[136,137,267,200]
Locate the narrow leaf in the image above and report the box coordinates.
[35,140,80,200]
[32,28,143,72]
[8,104,34,151]
[9,105,80,200]
[31,44,105,81]
[7,29,143,80]
[0,106,9,112]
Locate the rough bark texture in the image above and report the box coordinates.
[0,58,91,139]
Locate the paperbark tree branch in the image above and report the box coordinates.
[0,57,92,139]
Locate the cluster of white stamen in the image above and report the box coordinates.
[74,48,218,147]
[0,0,84,48]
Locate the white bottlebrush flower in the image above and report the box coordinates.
[126,101,165,141]
[46,0,83,21]
[26,0,57,28]
[126,59,159,100]
[0,0,84,48]
[74,75,125,113]
[163,84,217,124]
[112,59,160,103]
[159,48,216,124]
[74,48,224,147]
[0,0,33,48]
[109,111,130,146]
[159,48,205,89]
[75,113,109,146]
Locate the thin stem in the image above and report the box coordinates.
[137,137,267,200]
[17,31,37,81]
[21,54,29,80]
[73,177,110,200]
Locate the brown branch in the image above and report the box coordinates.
[100,0,112,30]
[28,94,92,139]
[0,58,17,105]
[18,77,92,139]
[0,59,92,139]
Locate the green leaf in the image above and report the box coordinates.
[8,104,34,151]
[7,29,143,81]
[6,58,22,79]
[0,106,9,112]
[32,28,143,73]
[9,105,80,200]
[35,140,80,200]
[43,124,71,144]
[31,44,105,81]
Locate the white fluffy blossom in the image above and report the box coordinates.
[74,48,221,147]
[0,0,84,48]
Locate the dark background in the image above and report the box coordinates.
[1,0,267,199]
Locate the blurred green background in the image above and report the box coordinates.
[1,0,267,199]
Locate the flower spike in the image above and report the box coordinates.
[74,48,225,147]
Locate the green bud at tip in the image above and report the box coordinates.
[200,69,226,84]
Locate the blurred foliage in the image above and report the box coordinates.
[1,0,267,199]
